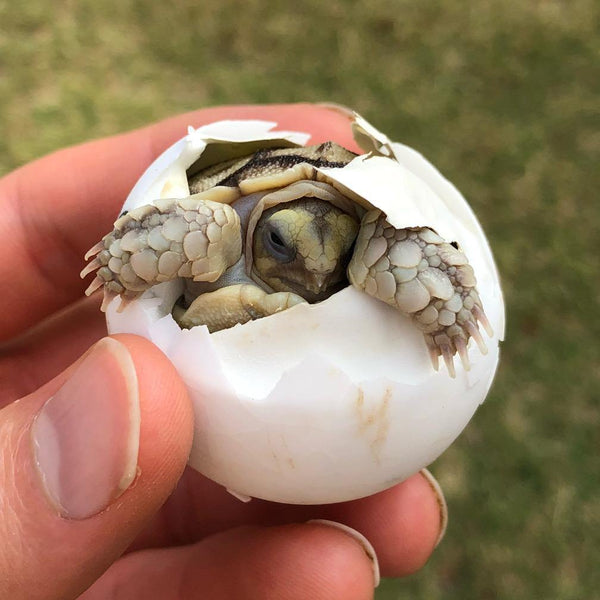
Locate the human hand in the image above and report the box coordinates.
[0,104,447,599]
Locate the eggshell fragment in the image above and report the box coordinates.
[106,115,504,504]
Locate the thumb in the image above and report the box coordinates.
[0,335,193,600]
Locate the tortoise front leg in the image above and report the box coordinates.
[81,196,242,311]
[174,284,306,332]
[348,211,493,377]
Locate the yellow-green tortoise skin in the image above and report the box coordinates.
[82,142,492,376]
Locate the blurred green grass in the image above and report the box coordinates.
[1,1,598,597]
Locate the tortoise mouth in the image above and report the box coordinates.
[268,276,349,304]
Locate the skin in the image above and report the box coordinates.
[0,104,444,599]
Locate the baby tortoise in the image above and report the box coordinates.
[82,142,492,376]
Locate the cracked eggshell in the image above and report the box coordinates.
[107,115,505,504]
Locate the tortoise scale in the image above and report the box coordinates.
[81,141,492,377]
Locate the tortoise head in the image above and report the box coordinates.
[252,198,359,302]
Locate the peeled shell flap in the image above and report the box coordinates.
[335,113,504,339]
[121,120,310,214]
[311,141,504,341]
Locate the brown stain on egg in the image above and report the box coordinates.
[161,180,180,197]
[269,433,296,471]
[355,386,392,464]
[281,435,296,470]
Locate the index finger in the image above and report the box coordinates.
[0,104,357,341]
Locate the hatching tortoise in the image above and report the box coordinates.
[81,141,492,376]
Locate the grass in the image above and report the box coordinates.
[2,1,599,597]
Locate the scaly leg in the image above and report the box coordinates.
[81,196,242,311]
[173,284,306,332]
[348,210,493,377]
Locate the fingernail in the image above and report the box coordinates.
[32,338,140,519]
[420,468,448,547]
[309,519,380,588]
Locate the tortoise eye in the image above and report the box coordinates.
[264,227,295,263]
[270,231,285,248]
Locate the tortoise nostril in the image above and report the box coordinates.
[311,273,328,290]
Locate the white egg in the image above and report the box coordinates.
[106,114,505,504]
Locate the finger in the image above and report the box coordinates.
[131,466,446,578]
[319,470,447,576]
[0,104,356,341]
[82,522,376,600]
[0,335,193,600]
[5,321,445,579]
[0,296,106,405]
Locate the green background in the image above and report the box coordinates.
[1,1,598,597]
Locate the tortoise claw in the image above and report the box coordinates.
[454,336,471,372]
[441,343,456,379]
[84,275,104,296]
[473,304,493,337]
[80,258,102,280]
[100,290,118,312]
[427,343,440,372]
[84,241,105,261]
[464,320,488,355]
[116,295,136,313]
